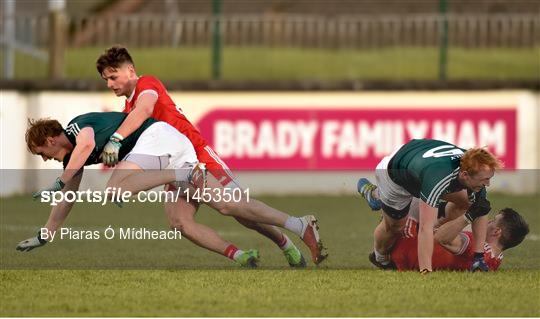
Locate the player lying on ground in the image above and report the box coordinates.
[94,46,326,265]
[360,177,496,271]
[18,112,321,267]
[357,139,503,273]
[386,198,529,271]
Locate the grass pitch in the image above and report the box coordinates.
[1,193,539,316]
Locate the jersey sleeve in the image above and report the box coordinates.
[420,163,460,207]
[135,76,160,102]
[485,254,502,270]
[390,237,416,271]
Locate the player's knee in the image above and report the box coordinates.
[216,204,234,216]
[169,213,191,230]
[387,221,406,234]
[105,180,121,192]
[170,219,196,236]
[169,222,185,233]
[216,201,241,216]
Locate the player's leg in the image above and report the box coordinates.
[164,192,225,254]
[201,147,306,267]
[201,173,326,264]
[107,160,260,266]
[357,178,382,210]
[233,216,305,267]
[373,206,409,262]
[163,187,259,267]
[106,122,198,194]
[107,163,176,193]
[371,156,412,268]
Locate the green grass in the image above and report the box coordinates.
[2,46,538,81]
[1,193,539,316]
[1,269,538,316]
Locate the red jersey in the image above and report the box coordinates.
[391,219,503,271]
[123,75,237,186]
[123,76,207,150]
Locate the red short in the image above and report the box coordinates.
[196,145,239,188]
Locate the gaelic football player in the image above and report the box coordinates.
[357,139,503,273]
[94,46,326,265]
[18,112,260,266]
[388,198,529,271]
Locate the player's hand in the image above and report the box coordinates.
[100,133,123,167]
[32,177,65,200]
[16,232,47,252]
[470,252,489,272]
[465,197,491,222]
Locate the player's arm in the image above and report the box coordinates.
[59,127,95,184]
[418,164,456,273]
[17,170,83,251]
[101,93,157,166]
[44,170,83,233]
[434,215,469,254]
[116,93,157,138]
[32,128,94,200]
[418,200,438,272]
[440,190,470,219]
[469,189,489,254]
[471,215,488,253]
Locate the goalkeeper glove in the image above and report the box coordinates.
[16,231,48,252]
[464,197,491,223]
[32,177,65,200]
[470,252,489,272]
[100,132,123,167]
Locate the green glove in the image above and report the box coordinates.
[32,177,65,200]
[100,132,123,166]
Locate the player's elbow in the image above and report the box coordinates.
[453,200,470,211]
[85,139,96,150]
[143,105,154,117]
[418,223,434,237]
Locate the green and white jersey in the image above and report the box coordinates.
[63,112,157,167]
[388,139,467,207]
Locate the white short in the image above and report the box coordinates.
[375,150,412,211]
[124,122,197,169]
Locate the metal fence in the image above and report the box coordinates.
[5,13,540,50]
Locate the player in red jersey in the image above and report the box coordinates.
[387,199,528,271]
[94,46,327,266]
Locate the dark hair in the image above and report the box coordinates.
[25,118,64,154]
[96,46,134,75]
[498,208,529,250]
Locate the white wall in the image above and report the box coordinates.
[1,90,538,196]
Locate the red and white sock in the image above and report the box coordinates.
[277,234,293,250]
[224,244,243,261]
